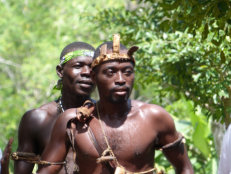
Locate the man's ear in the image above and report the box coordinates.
[56,65,63,78]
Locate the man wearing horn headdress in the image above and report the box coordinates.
[37,34,194,174]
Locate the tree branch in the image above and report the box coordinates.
[0,56,20,67]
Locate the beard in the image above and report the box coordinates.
[107,86,132,104]
[109,94,129,104]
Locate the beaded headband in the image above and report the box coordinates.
[54,49,94,90]
[60,49,94,65]
[91,34,139,69]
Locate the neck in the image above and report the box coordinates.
[97,99,131,120]
[60,90,90,110]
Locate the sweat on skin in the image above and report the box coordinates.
[37,35,194,174]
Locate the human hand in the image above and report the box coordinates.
[1,138,14,174]
[76,100,94,123]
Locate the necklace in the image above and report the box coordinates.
[96,103,118,163]
[58,97,65,113]
[96,103,156,174]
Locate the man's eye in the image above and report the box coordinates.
[106,70,114,76]
[124,69,133,75]
[73,64,81,68]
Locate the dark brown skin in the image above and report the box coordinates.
[14,55,94,174]
[38,56,194,174]
[1,138,14,174]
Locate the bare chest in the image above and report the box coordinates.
[74,117,156,164]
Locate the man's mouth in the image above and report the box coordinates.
[113,88,128,95]
[114,91,127,95]
[77,80,93,88]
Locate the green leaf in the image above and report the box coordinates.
[220,50,226,64]
[191,113,210,157]
[202,23,209,40]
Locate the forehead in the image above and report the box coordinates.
[99,61,134,70]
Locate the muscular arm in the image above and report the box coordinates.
[154,107,194,174]
[37,112,72,174]
[14,111,39,173]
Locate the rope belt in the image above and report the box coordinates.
[11,152,66,165]
[114,166,157,174]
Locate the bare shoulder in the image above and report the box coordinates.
[19,101,58,131]
[131,100,171,118]
[53,108,78,128]
[131,100,175,132]
[21,102,57,123]
[47,108,81,142]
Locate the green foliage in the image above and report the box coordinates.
[157,0,231,37]
[91,0,231,125]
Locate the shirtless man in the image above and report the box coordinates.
[14,42,95,174]
[37,34,194,174]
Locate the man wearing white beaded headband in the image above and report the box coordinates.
[37,34,193,174]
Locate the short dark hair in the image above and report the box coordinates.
[60,42,95,60]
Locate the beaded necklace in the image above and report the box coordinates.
[58,97,65,113]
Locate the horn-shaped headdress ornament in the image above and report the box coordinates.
[91,34,139,69]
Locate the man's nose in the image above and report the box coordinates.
[115,71,126,85]
[81,66,90,77]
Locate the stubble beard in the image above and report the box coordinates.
[108,90,131,104]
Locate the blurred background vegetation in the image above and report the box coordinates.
[1,0,231,173]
